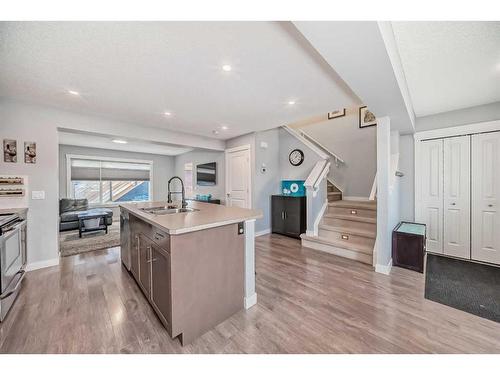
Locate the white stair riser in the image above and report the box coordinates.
[318,228,375,248]
[321,217,376,232]
[301,239,373,265]
[327,206,376,218]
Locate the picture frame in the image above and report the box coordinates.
[359,106,377,128]
[327,108,346,120]
[3,139,17,163]
[24,141,37,164]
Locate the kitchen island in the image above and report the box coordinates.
[119,201,262,345]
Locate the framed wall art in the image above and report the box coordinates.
[359,106,377,128]
[3,139,17,163]
[24,141,37,164]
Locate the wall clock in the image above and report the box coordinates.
[289,149,304,166]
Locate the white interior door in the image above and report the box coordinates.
[443,136,470,259]
[417,139,444,254]
[472,132,500,265]
[225,146,251,208]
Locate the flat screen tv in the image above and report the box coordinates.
[196,162,216,186]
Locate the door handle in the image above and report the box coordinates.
[488,204,493,207]
[450,202,456,206]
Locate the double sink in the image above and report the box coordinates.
[140,205,199,215]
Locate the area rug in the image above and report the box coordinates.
[425,253,500,323]
[59,224,120,257]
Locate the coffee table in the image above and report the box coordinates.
[77,209,109,238]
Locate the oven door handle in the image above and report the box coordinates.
[0,269,26,300]
[1,220,26,239]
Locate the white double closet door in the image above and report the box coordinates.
[417,131,500,265]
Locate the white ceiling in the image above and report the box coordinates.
[392,21,500,117]
[58,130,193,156]
[0,21,358,140]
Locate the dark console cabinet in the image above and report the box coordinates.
[392,221,426,273]
[271,195,306,239]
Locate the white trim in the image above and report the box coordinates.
[369,172,377,201]
[309,199,328,237]
[244,293,257,309]
[281,125,329,160]
[26,257,60,272]
[343,196,371,201]
[375,258,392,275]
[255,228,271,237]
[414,119,500,142]
[225,144,252,209]
[65,153,154,202]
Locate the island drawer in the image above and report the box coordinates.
[149,228,170,251]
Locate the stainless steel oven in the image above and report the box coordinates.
[0,213,27,321]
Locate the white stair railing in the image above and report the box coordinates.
[298,130,345,167]
[304,160,330,236]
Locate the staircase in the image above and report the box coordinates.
[301,198,377,265]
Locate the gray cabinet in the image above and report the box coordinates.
[150,244,171,328]
[130,234,139,280]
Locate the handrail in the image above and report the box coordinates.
[281,125,329,160]
[298,130,345,166]
[305,159,330,190]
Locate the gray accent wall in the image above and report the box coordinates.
[173,149,225,201]
[414,101,500,132]
[299,106,377,197]
[226,128,324,234]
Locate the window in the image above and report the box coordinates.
[68,156,152,205]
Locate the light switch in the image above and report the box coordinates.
[31,190,45,200]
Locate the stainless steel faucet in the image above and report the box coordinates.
[167,176,187,208]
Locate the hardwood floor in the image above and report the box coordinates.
[1,234,499,353]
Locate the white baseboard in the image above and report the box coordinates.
[26,257,59,272]
[244,293,257,309]
[375,258,393,275]
[255,228,271,237]
[343,196,371,201]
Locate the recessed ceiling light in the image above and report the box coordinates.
[212,130,220,135]
[164,111,172,116]
[288,100,296,105]
[221,125,228,130]
[112,139,128,144]
[222,64,232,72]
[68,90,80,96]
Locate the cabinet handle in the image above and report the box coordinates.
[147,258,157,263]
[488,204,493,207]
[450,202,456,206]
[154,232,165,239]
[281,211,285,220]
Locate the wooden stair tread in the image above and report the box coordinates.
[301,234,373,255]
[327,192,342,195]
[319,224,376,239]
[328,200,377,211]
[323,213,377,224]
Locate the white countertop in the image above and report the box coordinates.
[120,201,262,235]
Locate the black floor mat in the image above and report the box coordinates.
[425,254,500,323]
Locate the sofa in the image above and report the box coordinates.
[59,198,113,231]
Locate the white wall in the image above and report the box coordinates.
[173,149,225,201]
[375,117,393,273]
[399,134,414,221]
[299,107,377,197]
[0,100,60,268]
